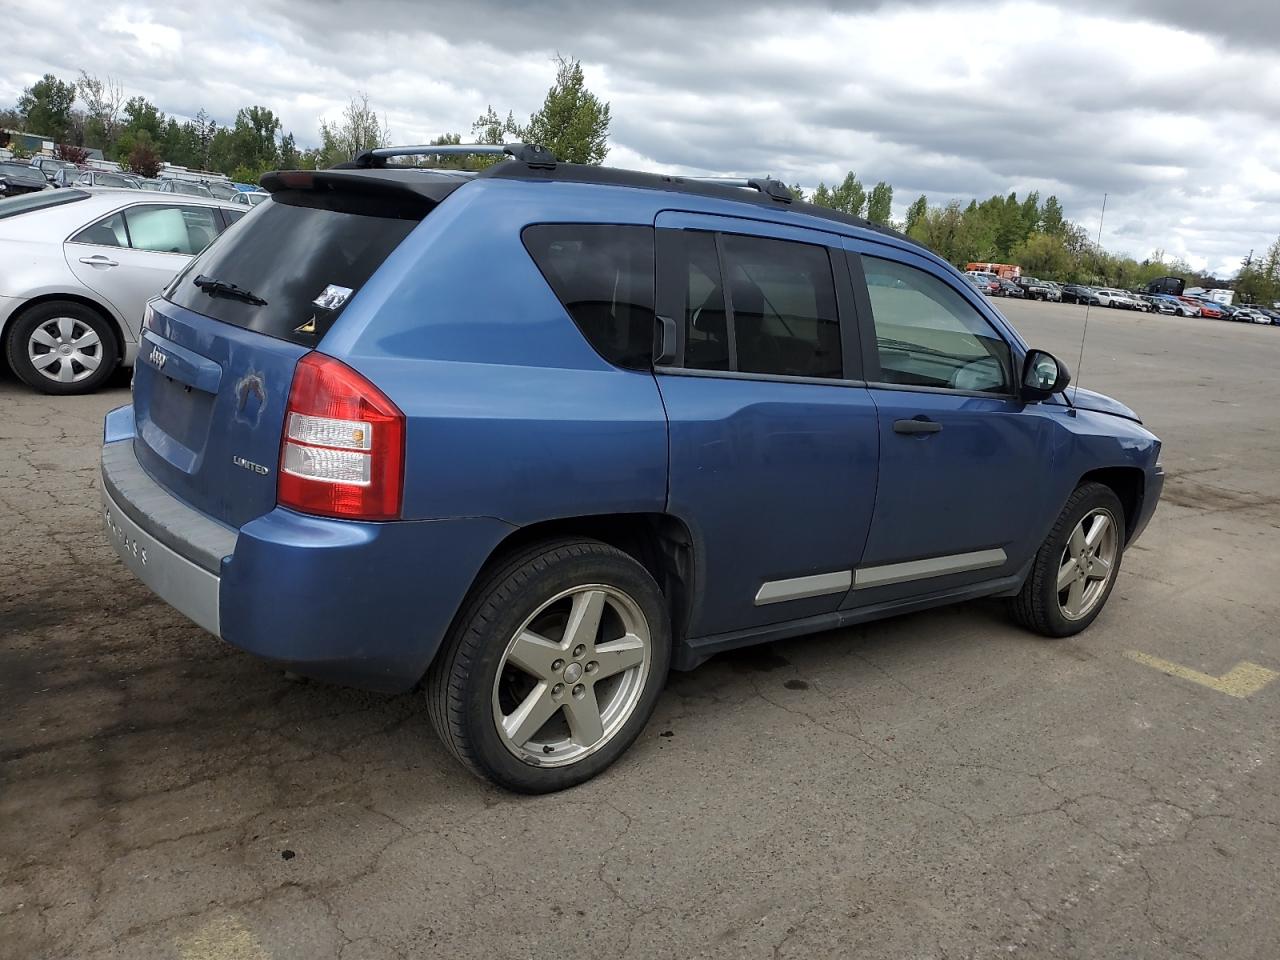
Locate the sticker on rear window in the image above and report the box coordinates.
[313,284,354,310]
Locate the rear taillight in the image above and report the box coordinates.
[278,353,405,520]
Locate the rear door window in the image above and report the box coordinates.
[522,224,655,369]
[166,191,419,345]
[70,211,128,248]
[124,205,220,255]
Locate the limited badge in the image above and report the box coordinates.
[312,284,354,310]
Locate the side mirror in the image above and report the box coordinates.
[1020,349,1071,402]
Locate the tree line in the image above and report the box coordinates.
[1,57,610,182]
[4,63,1248,291]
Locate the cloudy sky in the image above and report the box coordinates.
[6,0,1279,275]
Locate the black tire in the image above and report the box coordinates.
[1010,482,1125,638]
[426,538,671,793]
[6,300,119,395]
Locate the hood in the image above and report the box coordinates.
[1062,386,1141,423]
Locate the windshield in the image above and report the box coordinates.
[171,181,211,197]
[0,163,38,178]
[205,182,240,200]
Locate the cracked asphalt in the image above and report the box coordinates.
[2,300,1279,960]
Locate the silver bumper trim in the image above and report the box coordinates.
[102,484,221,635]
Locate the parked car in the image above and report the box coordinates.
[73,170,142,189]
[30,156,81,183]
[202,180,242,201]
[50,167,85,189]
[0,188,244,393]
[230,190,270,207]
[1060,284,1097,305]
[1017,277,1055,300]
[1192,300,1226,320]
[1172,296,1205,317]
[1232,306,1273,324]
[1141,295,1177,315]
[996,278,1026,298]
[99,145,1165,792]
[1041,280,1063,302]
[136,178,167,192]
[1094,288,1143,310]
[156,179,215,198]
[0,161,54,197]
[965,273,1000,295]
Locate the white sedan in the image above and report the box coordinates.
[0,187,247,394]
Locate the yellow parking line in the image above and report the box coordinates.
[176,915,270,960]
[1124,650,1279,699]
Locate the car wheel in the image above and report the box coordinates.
[6,301,120,395]
[1010,482,1125,638]
[427,538,671,793]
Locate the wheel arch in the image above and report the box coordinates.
[1077,466,1145,543]
[478,513,697,647]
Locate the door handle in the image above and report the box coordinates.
[79,255,119,267]
[893,417,943,435]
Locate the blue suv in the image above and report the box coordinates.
[101,144,1164,792]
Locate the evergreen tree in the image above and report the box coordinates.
[524,56,611,164]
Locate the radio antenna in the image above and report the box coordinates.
[1073,192,1107,403]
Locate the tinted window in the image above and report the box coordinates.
[125,205,220,255]
[222,207,247,225]
[166,192,418,345]
[71,212,128,248]
[862,256,1012,394]
[679,231,729,371]
[721,234,841,378]
[522,224,655,370]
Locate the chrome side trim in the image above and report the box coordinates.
[754,570,853,606]
[853,548,1007,589]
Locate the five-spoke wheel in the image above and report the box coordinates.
[428,539,670,793]
[493,585,652,766]
[1011,482,1125,637]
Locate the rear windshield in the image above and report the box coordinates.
[0,189,90,220]
[166,190,420,345]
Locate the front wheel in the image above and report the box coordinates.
[427,539,671,793]
[1010,483,1125,637]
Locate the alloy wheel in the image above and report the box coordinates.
[492,584,652,767]
[27,317,103,384]
[1057,508,1119,620]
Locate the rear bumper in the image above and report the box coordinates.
[102,405,515,693]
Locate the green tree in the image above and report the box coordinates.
[787,183,806,203]
[16,74,76,142]
[316,94,388,168]
[1041,196,1066,237]
[866,181,893,224]
[811,182,833,208]
[904,194,928,234]
[524,56,610,164]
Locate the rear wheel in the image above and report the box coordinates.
[6,301,119,395]
[1010,483,1124,638]
[427,538,671,793]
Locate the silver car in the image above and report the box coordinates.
[0,187,246,394]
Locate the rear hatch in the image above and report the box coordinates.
[131,169,465,528]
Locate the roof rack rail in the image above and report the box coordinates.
[352,142,557,170]
[681,176,794,204]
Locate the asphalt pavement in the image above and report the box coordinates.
[2,300,1278,959]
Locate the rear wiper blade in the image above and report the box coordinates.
[193,274,267,306]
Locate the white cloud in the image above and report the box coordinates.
[4,0,1276,276]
